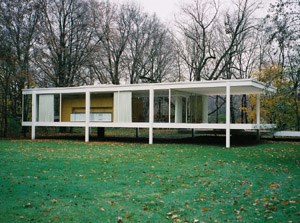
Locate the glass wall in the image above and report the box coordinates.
[154,90,170,123]
[22,94,32,122]
[132,90,149,123]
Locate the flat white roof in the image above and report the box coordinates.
[22,79,276,95]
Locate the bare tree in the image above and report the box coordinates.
[0,0,40,136]
[93,2,132,85]
[176,0,218,81]
[121,4,150,84]
[264,0,300,130]
[93,2,177,85]
[209,0,261,80]
[137,16,177,83]
[0,41,14,137]
[34,0,97,87]
[177,0,261,81]
[177,0,261,123]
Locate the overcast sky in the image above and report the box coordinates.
[110,0,277,23]
[111,0,181,22]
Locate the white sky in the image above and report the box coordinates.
[110,0,277,23]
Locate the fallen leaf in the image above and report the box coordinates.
[99,208,105,212]
[269,182,280,189]
[117,216,123,223]
[172,214,180,219]
[52,216,59,221]
[202,207,209,212]
[199,194,206,201]
[167,210,178,216]
[244,189,252,196]
[220,209,226,215]
[240,207,246,212]
[236,215,242,221]
[24,203,32,208]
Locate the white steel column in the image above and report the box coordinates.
[256,94,261,125]
[117,91,120,122]
[85,91,90,142]
[31,92,36,140]
[175,96,183,123]
[168,89,171,123]
[59,93,62,122]
[186,97,188,123]
[149,88,154,144]
[22,95,24,123]
[256,94,261,139]
[113,91,119,122]
[226,83,231,148]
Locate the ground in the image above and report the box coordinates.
[0,139,299,222]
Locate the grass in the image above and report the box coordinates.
[0,139,299,222]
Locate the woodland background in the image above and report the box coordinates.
[0,0,299,137]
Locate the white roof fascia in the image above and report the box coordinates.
[251,80,276,93]
[22,79,276,95]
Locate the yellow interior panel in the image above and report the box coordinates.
[61,93,113,122]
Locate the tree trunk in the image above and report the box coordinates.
[294,97,300,131]
[240,94,248,124]
[215,96,219,123]
[3,96,8,137]
[230,95,235,124]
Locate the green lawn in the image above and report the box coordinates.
[0,140,299,222]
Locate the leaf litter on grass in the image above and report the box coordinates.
[0,140,299,222]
